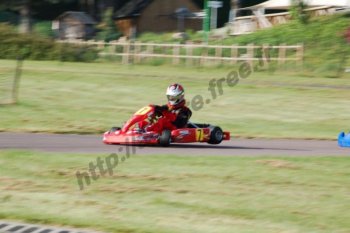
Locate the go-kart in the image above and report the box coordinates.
[103,105,230,146]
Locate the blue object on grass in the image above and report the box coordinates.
[338,132,350,147]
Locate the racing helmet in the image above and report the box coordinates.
[166,83,185,108]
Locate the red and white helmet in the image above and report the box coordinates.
[166,83,185,108]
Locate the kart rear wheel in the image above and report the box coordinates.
[159,129,171,147]
[208,126,223,144]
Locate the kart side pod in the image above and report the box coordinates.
[338,132,350,148]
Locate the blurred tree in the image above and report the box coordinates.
[0,0,78,33]
[19,0,31,33]
[32,1,79,20]
[290,0,310,24]
[0,0,32,33]
[96,0,129,21]
[96,7,121,42]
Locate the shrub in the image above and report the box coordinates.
[33,20,54,38]
[0,23,98,62]
[95,7,121,42]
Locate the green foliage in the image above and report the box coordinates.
[96,7,121,42]
[0,10,18,24]
[221,13,350,76]
[138,32,178,43]
[32,20,54,38]
[0,23,98,61]
[289,0,310,24]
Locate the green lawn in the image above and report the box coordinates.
[0,150,349,233]
[0,59,350,139]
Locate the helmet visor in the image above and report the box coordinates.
[167,94,182,102]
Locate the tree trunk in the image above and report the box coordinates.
[19,0,32,34]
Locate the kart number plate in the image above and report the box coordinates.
[196,129,204,141]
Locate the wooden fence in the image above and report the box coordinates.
[58,40,304,67]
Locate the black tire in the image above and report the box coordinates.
[208,126,224,144]
[110,127,121,133]
[159,129,171,147]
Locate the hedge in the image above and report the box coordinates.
[0,23,98,62]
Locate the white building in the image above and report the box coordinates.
[229,0,350,35]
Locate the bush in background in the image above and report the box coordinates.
[96,7,121,42]
[0,23,98,61]
[33,20,54,38]
[290,0,310,24]
[0,10,18,25]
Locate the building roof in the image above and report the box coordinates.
[57,11,96,24]
[242,0,350,9]
[114,0,154,19]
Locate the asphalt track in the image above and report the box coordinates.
[0,132,349,156]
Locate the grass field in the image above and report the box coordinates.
[0,59,350,139]
[0,150,349,233]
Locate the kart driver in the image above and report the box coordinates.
[139,83,192,132]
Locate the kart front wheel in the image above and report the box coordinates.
[208,126,223,144]
[159,130,171,147]
[110,127,121,133]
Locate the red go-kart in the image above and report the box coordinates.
[103,105,230,146]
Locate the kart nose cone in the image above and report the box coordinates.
[338,132,350,147]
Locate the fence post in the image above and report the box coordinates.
[200,46,208,66]
[296,43,304,68]
[231,44,238,65]
[122,42,130,65]
[147,43,154,63]
[186,44,193,66]
[109,41,116,54]
[173,44,180,65]
[215,46,222,65]
[278,43,286,66]
[247,43,255,67]
[97,41,104,51]
[261,43,270,69]
[134,43,141,63]
[130,41,136,64]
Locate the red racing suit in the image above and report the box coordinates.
[138,103,192,132]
